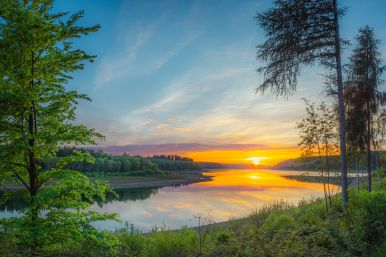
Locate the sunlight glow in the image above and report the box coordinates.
[186,148,301,166]
[246,157,265,165]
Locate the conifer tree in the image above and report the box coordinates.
[346,26,385,192]
[256,0,349,207]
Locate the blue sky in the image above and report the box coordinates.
[56,0,386,148]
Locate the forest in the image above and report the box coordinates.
[45,147,202,175]
[275,152,385,172]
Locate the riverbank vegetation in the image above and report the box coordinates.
[275,153,385,172]
[1,182,385,256]
[47,147,202,176]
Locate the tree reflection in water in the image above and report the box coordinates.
[0,183,191,212]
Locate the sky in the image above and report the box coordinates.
[55,0,386,165]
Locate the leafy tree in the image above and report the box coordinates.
[372,109,386,190]
[297,100,338,209]
[346,26,386,192]
[0,0,116,255]
[256,0,349,208]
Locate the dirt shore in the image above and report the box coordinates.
[97,172,213,189]
[0,171,213,191]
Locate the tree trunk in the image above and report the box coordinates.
[317,143,328,211]
[28,108,39,256]
[28,108,37,196]
[376,151,382,190]
[366,102,372,192]
[325,139,332,207]
[333,0,348,209]
[28,52,39,256]
[356,154,359,192]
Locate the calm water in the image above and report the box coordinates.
[0,169,337,232]
[92,169,336,231]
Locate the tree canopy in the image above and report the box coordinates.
[0,1,116,255]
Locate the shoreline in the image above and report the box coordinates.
[187,174,368,234]
[101,172,213,189]
[0,171,213,191]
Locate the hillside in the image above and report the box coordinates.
[274,152,385,172]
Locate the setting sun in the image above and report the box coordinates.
[246,157,266,166]
[185,148,301,166]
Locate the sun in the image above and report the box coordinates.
[246,157,266,166]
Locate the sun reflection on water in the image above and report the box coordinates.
[90,169,333,232]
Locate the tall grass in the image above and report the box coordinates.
[111,189,386,257]
[1,186,386,256]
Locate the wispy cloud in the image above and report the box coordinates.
[95,15,165,86]
[102,143,270,156]
[74,0,371,149]
[94,6,200,87]
[90,40,318,147]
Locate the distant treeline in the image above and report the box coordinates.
[45,147,202,174]
[274,152,385,172]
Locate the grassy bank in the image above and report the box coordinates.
[1,178,385,257]
[282,173,350,185]
[1,170,211,191]
[3,185,385,256]
[111,190,386,257]
[90,171,212,189]
[87,170,168,178]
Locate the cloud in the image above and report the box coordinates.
[79,1,331,148]
[94,6,200,87]
[95,15,165,86]
[89,40,320,147]
[102,143,270,156]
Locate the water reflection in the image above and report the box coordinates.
[0,187,163,211]
[1,170,335,232]
[92,169,334,231]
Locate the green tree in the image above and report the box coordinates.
[297,100,338,209]
[256,0,349,208]
[318,102,339,204]
[372,109,386,190]
[346,26,386,192]
[0,1,116,255]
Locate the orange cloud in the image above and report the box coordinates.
[186,148,301,166]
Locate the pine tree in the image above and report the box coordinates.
[346,26,386,192]
[256,0,349,208]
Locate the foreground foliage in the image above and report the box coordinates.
[2,187,385,257]
[0,1,116,255]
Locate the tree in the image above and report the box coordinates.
[0,1,116,255]
[345,79,367,192]
[256,0,349,208]
[346,26,385,192]
[319,102,339,204]
[297,100,338,209]
[372,108,386,190]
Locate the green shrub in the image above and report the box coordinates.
[145,227,198,257]
[1,190,385,257]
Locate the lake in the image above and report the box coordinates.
[92,169,337,231]
[0,169,337,232]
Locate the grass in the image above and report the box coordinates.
[86,170,168,178]
[372,241,386,257]
[110,186,386,257]
[1,177,386,257]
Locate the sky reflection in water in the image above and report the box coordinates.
[92,169,336,232]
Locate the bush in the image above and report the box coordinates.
[1,191,385,256]
[117,226,199,257]
[145,227,198,257]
